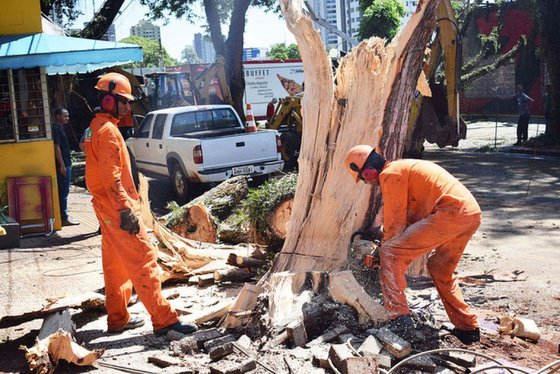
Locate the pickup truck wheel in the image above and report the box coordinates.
[280,131,301,170]
[171,164,189,202]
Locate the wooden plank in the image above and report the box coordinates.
[147,354,181,368]
[208,342,234,361]
[184,299,234,324]
[214,269,255,283]
[222,284,263,328]
[0,292,104,328]
[372,328,412,359]
[328,271,388,325]
[286,320,308,347]
[198,273,215,287]
[235,256,266,268]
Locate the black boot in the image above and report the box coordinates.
[386,315,415,340]
[451,327,480,344]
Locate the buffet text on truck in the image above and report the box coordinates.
[126,105,284,201]
[243,60,304,120]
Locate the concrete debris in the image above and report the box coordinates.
[401,355,437,373]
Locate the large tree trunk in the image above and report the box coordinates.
[270,0,439,274]
[164,175,295,245]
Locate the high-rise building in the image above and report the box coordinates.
[130,20,160,41]
[193,33,216,63]
[402,1,419,24]
[100,24,116,42]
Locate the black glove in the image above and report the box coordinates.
[119,209,140,235]
[370,225,384,241]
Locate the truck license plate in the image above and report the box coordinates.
[232,165,254,176]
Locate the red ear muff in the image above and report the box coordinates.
[101,94,115,112]
[360,167,379,183]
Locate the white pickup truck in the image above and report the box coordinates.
[126,105,284,200]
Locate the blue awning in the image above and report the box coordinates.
[0,33,143,75]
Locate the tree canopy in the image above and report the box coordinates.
[120,36,177,67]
[357,0,406,41]
[267,43,301,60]
[182,46,202,64]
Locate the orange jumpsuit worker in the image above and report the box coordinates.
[345,145,482,344]
[84,72,197,336]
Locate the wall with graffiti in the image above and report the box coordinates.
[461,3,546,116]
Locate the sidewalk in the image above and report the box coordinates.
[0,187,104,341]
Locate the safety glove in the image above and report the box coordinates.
[119,209,140,235]
[370,225,384,241]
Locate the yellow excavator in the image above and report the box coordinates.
[403,0,466,157]
[266,96,303,168]
[267,0,464,165]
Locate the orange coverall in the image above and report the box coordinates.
[379,159,481,331]
[84,113,179,331]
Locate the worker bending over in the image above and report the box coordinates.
[345,145,482,344]
[84,72,197,336]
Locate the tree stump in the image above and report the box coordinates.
[266,0,440,274]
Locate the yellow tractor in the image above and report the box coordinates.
[265,96,303,169]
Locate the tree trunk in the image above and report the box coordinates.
[165,176,249,243]
[165,175,295,245]
[269,0,439,273]
[77,0,125,40]
[204,0,251,120]
[538,0,560,141]
[225,0,252,120]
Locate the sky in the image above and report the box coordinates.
[74,0,297,61]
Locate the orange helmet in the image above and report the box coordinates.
[345,145,373,183]
[95,72,134,101]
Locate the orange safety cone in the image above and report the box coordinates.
[245,104,257,133]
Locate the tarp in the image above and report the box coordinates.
[0,33,142,75]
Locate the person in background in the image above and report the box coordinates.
[84,72,197,336]
[266,97,278,122]
[514,84,534,146]
[52,107,80,227]
[344,145,482,344]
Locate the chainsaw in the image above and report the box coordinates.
[350,230,382,269]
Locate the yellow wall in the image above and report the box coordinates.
[0,0,42,35]
[0,141,61,230]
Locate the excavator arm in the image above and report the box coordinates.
[404,0,466,157]
[191,56,233,106]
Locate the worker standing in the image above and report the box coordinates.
[345,145,482,344]
[84,72,197,336]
